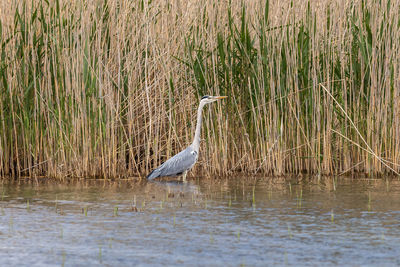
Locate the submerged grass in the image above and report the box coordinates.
[0,0,399,179]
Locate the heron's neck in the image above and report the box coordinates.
[192,102,206,152]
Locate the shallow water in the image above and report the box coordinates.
[1,177,400,266]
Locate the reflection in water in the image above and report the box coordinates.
[1,177,400,266]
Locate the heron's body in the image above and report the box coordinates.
[147,145,198,180]
[147,95,226,181]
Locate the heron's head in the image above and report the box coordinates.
[200,95,227,104]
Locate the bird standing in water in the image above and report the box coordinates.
[147,95,227,181]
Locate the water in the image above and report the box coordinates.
[1,177,400,266]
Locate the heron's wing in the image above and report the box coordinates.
[147,146,198,180]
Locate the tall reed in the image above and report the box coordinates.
[0,0,399,178]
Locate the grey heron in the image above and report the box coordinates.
[147,95,227,181]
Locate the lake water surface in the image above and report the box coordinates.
[1,177,400,266]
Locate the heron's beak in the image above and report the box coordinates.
[214,96,227,100]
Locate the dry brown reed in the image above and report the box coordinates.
[0,0,399,179]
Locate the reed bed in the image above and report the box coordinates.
[0,0,399,179]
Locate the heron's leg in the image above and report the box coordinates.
[182,170,188,183]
